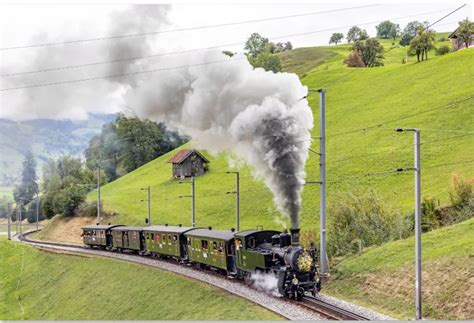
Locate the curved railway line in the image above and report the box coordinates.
[16,230,373,321]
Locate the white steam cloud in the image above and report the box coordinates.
[124,51,313,228]
[1,5,314,226]
[250,271,281,297]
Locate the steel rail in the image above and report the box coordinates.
[301,296,370,320]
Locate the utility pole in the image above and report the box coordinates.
[306,88,328,275]
[226,171,240,231]
[7,202,11,240]
[396,128,422,320]
[141,186,151,226]
[19,202,22,235]
[318,88,328,275]
[97,165,101,224]
[35,193,40,230]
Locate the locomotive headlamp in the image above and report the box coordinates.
[292,277,299,285]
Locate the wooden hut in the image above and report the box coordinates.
[168,149,209,178]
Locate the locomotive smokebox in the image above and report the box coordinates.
[290,228,300,246]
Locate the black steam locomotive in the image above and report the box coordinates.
[82,224,321,300]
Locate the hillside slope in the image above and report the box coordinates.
[0,238,280,320]
[83,45,473,236]
[325,218,474,320]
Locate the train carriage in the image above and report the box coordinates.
[184,228,236,272]
[110,226,144,252]
[143,225,194,258]
[82,224,124,248]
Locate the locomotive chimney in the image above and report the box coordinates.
[290,228,300,246]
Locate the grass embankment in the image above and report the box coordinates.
[79,41,473,237]
[325,218,474,320]
[0,239,281,320]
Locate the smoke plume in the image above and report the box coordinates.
[2,5,313,227]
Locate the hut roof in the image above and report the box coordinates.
[167,149,209,164]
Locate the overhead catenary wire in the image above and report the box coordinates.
[0,4,380,51]
[1,8,462,78]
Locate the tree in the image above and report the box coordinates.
[244,33,282,72]
[409,26,436,61]
[247,50,282,73]
[13,151,38,206]
[389,24,400,40]
[244,33,270,57]
[400,21,423,46]
[457,19,474,48]
[85,114,186,182]
[284,41,293,50]
[41,156,94,218]
[347,26,369,42]
[376,21,399,39]
[346,39,384,67]
[329,33,344,45]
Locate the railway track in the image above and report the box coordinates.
[17,230,371,321]
[300,296,370,320]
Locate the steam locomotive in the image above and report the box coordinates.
[82,224,321,300]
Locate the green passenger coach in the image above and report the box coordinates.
[184,228,236,272]
[82,224,124,248]
[143,225,194,258]
[110,226,144,252]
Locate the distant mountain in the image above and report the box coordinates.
[0,114,115,186]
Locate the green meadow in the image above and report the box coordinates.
[0,239,281,320]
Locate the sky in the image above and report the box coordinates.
[0,2,471,121]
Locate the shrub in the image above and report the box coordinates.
[436,45,450,56]
[344,51,365,67]
[327,190,403,257]
[77,201,98,217]
[438,36,447,42]
[26,199,45,223]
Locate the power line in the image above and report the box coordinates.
[1,8,459,78]
[0,57,245,91]
[328,96,474,138]
[0,5,379,51]
[427,4,467,28]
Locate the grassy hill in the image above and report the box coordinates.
[0,238,280,320]
[82,39,473,238]
[324,218,474,320]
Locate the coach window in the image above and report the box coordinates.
[212,241,217,251]
[172,235,178,244]
[201,240,208,249]
[187,237,192,245]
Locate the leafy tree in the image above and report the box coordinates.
[85,114,186,181]
[376,20,400,39]
[284,41,293,50]
[244,33,270,57]
[389,23,400,40]
[247,51,282,72]
[244,33,282,72]
[347,26,369,42]
[26,198,44,223]
[41,156,95,218]
[400,21,423,44]
[409,26,436,61]
[344,51,365,67]
[329,32,344,45]
[13,151,38,206]
[457,18,474,48]
[346,39,384,67]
